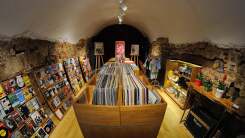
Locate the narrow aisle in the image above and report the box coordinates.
[157,89,193,138]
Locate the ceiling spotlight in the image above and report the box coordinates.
[119,0,124,4]
[118,16,123,24]
[120,3,128,11]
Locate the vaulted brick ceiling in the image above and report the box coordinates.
[0,0,244,46]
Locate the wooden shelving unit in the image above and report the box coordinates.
[73,63,167,138]
[163,60,201,109]
[33,63,73,120]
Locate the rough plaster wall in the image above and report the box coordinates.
[0,38,86,81]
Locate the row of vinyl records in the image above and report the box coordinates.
[92,63,161,106]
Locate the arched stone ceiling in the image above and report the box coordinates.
[0,0,244,47]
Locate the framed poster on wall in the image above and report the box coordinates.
[115,41,125,63]
[94,42,104,55]
[130,44,139,56]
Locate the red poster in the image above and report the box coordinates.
[115,41,125,63]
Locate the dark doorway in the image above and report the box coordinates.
[87,24,150,69]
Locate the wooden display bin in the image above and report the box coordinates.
[73,72,167,138]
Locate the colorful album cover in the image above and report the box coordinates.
[0,121,11,138]
[79,56,93,82]
[0,84,6,99]
[43,119,54,134]
[30,111,43,126]
[26,98,40,113]
[115,41,125,62]
[15,90,25,105]
[0,97,14,114]
[22,87,32,101]
[7,93,20,107]
[23,75,32,87]
[16,75,25,88]
[2,81,14,94]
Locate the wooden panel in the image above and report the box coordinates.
[120,104,167,126]
[73,104,120,126]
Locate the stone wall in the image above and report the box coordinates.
[152,37,245,110]
[0,37,86,81]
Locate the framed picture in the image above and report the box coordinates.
[94,42,104,55]
[115,41,125,62]
[130,44,139,56]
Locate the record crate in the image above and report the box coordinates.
[73,71,167,138]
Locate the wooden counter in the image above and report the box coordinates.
[190,82,236,113]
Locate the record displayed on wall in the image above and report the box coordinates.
[130,44,139,56]
[115,41,125,62]
[94,42,104,55]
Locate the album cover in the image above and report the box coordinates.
[22,87,32,101]
[52,96,61,108]
[54,109,63,120]
[25,118,38,131]
[23,75,32,87]
[130,44,139,56]
[15,90,25,104]
[37,128,48,138]
[20,124,34,138]
[16,75,25,89]
[94,42,104,55]
[7,93,20,107]
[0,97,14,114]
[0,121,11,138]
[4,115,17,131]
[43,119,54,134]
[0,85,6,99]
[10,110,24,127]
[18,105,30,119]
[2,81,14,95]
[30,111,43,126]
[11,130,23,138]
[115,41,125,62]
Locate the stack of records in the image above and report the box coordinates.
[92,63,161,106]
[92,63,119,105]
[122,64,148,105]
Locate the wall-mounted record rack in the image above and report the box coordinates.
[63,57,85,95]
[79,56,93,82]
[0,73,55,138]
[33,63,73,120]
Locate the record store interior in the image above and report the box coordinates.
[0,0,245,138]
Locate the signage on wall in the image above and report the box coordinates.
[115,41,125,62]
[130,44,139,56]
[94,42,104,55]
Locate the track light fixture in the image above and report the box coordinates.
[117,0,127,24]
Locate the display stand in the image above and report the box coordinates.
[95,55,104,70]
[73,62,167,138]
[130,55,139,65]
[162,60,201,110]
